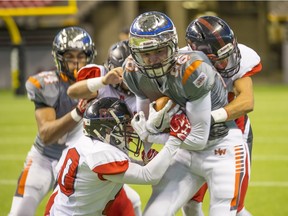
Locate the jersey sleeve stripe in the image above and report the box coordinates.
[182,60,203,85]
[28,77,41,89]
[93,160,129,176]
[243,63,262,77]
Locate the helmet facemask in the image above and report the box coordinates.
[130,37,177,78]
[52,27,96,82]
[83,98,142,156]
[55,51,91,82]
[206,41,241,78]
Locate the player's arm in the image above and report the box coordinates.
[211,76,254,123]
[67,78,100,99]
[67,67,123,99]
[225,76,254,120]
[104,140,178,185]
[182,92,211,150]
[104,113,191,185]
[35,106,80,145]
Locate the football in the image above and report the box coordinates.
[153,96,176,133]
[154,96,176,112]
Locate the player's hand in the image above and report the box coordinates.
[131,111,149,141]
[146,100,180,133]
[76,99,91,117]
[141,148,159,164]
[102,67,123,85]
[170,113,191,141]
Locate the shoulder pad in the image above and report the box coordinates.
[87,145,129,175]
[26,71,60,106]
[237,44,261,78]
[77,64,105,81]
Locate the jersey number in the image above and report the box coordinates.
[58,148,80,197]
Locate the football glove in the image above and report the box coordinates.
[146,100,180,134]
[141,148,159,165]
[170,113,191,141]
[131,111,150,141]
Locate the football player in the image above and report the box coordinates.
[123,11,247,216]
[65,40,142,215]
[44,97,189,215]
[182,15,262,216]
[8,27,96,216]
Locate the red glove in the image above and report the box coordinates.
[75,99,91,117]
[141,148,159,164]
[170,113,191,141]
[76,66,101,82]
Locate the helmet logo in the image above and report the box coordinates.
[68,40,85,49]
[138,14,161,31]
[217,43,233,58]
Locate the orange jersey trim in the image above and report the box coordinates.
[17,159,33,196]
[93,160,129,180]
[191,183,208,202]
[237,151,250,212]
[44,190,58,216]
[77,66,101,81]
[103,187,135,216]
[182,60,203,85]
[230,145,244,209]
[243,63,262,77]
[28,77,41,89]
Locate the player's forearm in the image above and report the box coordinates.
[225,76,254,121]
[224,96,254,121]
[212,78,254,122]
[104,138,179,185]
[39,113,79,145]
[67,80,92,99]
[181,94,211,150]
[67,77,104,99]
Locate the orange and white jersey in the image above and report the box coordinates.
[48,135,130,216]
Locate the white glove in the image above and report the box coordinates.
[146,100,180,133]
[131,111,150,141]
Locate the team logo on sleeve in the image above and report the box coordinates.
[193,72,207,88]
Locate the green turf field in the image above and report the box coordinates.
[1,84,288,215]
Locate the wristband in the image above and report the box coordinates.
[87,77,105,93]
[211,108,228,123]
[71,108,82,122]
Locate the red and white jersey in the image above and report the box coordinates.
[65,64,137,148]
[227,44,262,135]
[224,43,262,92]
[48,135,130,216]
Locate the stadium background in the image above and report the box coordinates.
[0,1,288,215]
